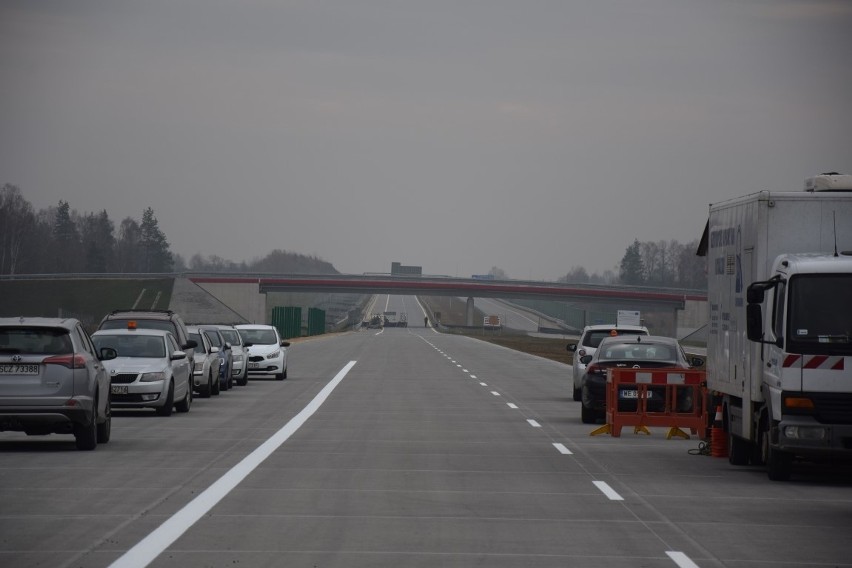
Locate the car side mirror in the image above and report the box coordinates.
[99,347,117,361]
[184,339,198,349]
[243,342,253,347]
[567,344,577,352]
[690,357,705,368]
[224,342,232,350]
[280,341,291,347]
[171,351,186,360]
[211,346,220,353]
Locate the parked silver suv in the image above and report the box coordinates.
[0,317,116,450]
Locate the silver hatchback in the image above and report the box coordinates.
[0,317,116,450]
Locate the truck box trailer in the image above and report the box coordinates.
[697,173,852,480]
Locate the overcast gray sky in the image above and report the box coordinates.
[2,0,851,279]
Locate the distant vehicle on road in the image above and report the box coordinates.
[187,325,220,397]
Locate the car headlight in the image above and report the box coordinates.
[266,350,280,359]
[193,362,203,372]
[232,354,243,363]
[140,372,167,382]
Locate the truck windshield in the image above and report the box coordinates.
[787,274,852,354]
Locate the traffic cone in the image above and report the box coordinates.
[710,405,727,458]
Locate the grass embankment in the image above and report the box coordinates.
[0,278,174,331]
[419,295,576,366]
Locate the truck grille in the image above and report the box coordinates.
[811,393,852,425]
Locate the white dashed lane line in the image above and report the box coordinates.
[479,382,488,387]
[526,419,541,428]
[552,443,573,455]
[666,551,701,568]
[507,403,518,409]
[469,375,477,379]
[592,481,624,501]
[490,391,501,396]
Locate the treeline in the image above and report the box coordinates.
[0,183,337,276]
[557,239,706,289]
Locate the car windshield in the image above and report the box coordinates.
[0,328,72,355]
[92,335,165,358]
[204,331,222,347]
[239,329,278,345]
[598,342,675,362]
[219,330,240,344]
[188,332,204,351]
[585,329,646,348]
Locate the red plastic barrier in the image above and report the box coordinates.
[591,367,708,438]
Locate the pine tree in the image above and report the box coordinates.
[619,239,645,285]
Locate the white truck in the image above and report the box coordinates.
[698,173,852,480]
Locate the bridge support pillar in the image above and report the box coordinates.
[466,297,475,327]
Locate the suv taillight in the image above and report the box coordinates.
[43,354,86,369]
[578,349,587,357]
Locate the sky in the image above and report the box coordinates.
[2,0,851,280]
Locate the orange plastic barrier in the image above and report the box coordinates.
[590,368,708,438]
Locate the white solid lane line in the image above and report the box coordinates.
[108,361,358,568]
[666,551,701,568]
[552,443,573,455]
[592,480,624,501]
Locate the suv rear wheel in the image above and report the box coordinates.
[75,400,98,451]
[96,398,111,443]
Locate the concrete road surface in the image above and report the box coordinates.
[2,297,851,567]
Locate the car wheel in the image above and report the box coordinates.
[75,400,98,451]
[212,373,221,395]
[96,396,112,444]
[198,374,212,398]
[572,387,581,402]
[275,370,285,381]
[156,381,175,416]
[237,372,248,387]
[282,367,287,379]
[580,403,597,424]
[176,380,192,413]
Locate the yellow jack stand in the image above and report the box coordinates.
[590,424,612,436]
[634,425,651,435]
[666,427,690,440]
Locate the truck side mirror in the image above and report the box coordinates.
[747,284,765,304]
[746,304,763,341]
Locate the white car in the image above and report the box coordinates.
[235,324,290,380]
[567,324,649,401]
[91,328,193,416]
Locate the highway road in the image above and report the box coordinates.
[2,295,851,568]
[472,297,568,334]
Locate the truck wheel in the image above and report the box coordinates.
[728,430,751,466]
[763,421,793,481]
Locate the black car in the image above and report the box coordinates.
[579,335,704,424]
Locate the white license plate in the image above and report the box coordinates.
[0,364,39,375]
[111,385,129,395]
[619,389,653,399]
[248,362,260,368]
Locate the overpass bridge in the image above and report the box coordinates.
[188,274,706,332]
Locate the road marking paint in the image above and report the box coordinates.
[666,551,700,568]
[462,369,469,373]
[479,382,488,386]
[451,360,456,363]
[552,443,573,455]
[593,481,624,501]
[456,364,462,368]
[507,403,518,409]
[490,391,500,396]
[527,419,541,428]
[108,361,358,568]
[469,375,477,379]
